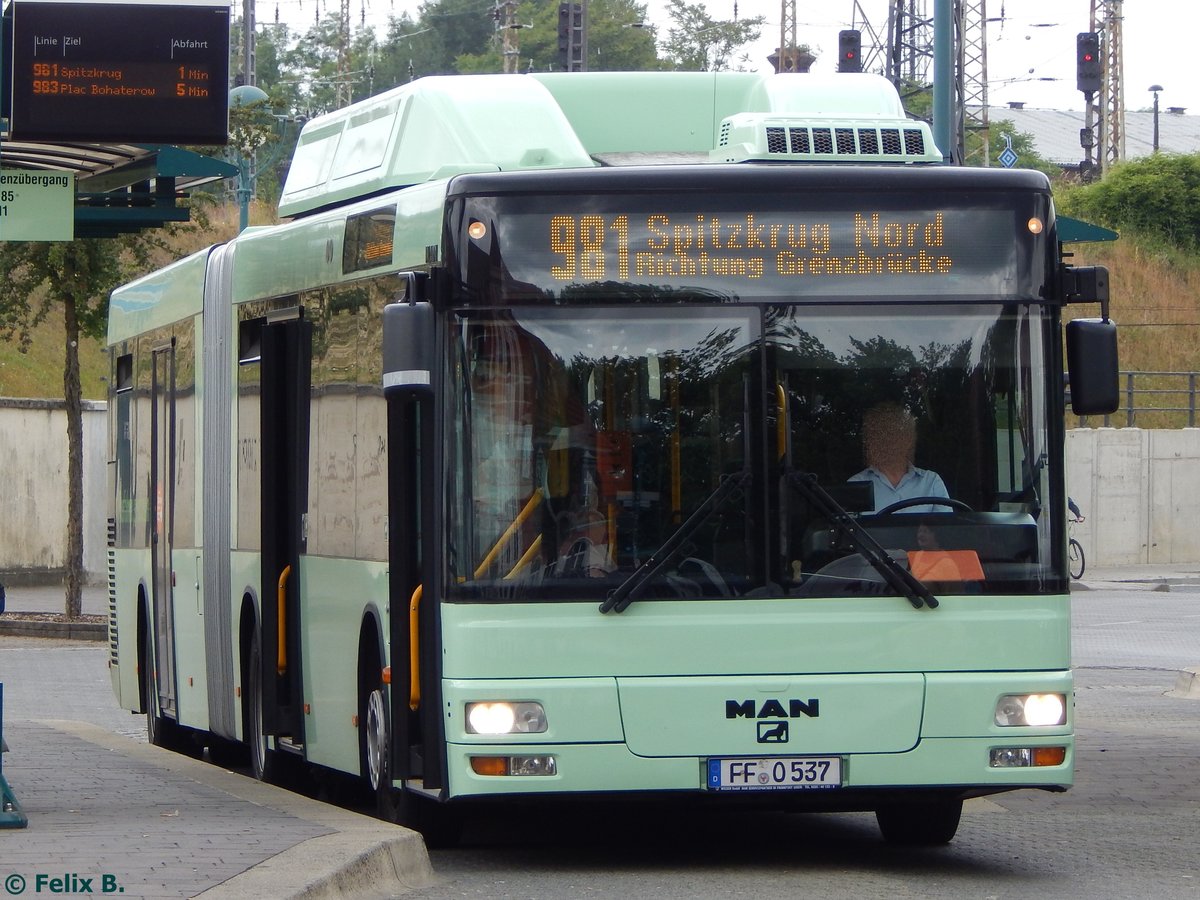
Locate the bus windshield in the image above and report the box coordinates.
[444,302,1058,603]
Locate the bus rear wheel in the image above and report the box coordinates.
[141,624,178,749]
[246,631,281,783]
[875,797,962,845]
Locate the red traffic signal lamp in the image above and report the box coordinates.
[838,29,862,73]
[1076,32,1101,93]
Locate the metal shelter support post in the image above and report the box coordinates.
[0,684,29,828]
[931,0,954,163]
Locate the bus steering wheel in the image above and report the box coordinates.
[876,496,973,515]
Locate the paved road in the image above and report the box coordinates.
[408,586,1200,899]
[1,580,1196,898]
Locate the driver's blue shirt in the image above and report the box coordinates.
[849,466,949,513]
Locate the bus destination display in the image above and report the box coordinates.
[9,0,230,143]
[478,203,1025,300]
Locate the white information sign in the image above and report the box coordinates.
[0,169,76,242]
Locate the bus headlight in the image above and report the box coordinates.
[994,693,1066,727]
[465,701,547,735]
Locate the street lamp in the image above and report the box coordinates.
[1149,84,1163,153]
[229,84,270,232]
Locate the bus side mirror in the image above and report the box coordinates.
[1065,318,1118,415]
[383,295,435,397]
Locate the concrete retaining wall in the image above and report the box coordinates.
[0,398,107,585]
[1067,428,1200,566]
[0,396,1197,583]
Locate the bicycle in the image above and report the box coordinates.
[1068,511,1086,580]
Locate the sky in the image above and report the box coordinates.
[261,0,1198,115]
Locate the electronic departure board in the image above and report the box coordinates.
[9,0,230,143]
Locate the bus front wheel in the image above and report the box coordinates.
[363,685,397,815]
[361,681,461,846]
[875,797,962,845]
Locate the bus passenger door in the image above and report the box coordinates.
[257,313,312,745]
[149,343,177,720]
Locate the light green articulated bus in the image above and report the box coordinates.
[106,71,1119,845]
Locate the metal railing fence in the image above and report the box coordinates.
[1073,371,1200,429]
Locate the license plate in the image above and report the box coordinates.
[707,756,842,791]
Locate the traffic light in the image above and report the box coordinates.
[838,29,862,73]
[1076,32,1101,93]
[558,2,584,72]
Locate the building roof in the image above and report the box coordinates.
[0,132,237,238]
[984,105,1200,166]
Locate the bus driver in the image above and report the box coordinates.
[849,401,949,514]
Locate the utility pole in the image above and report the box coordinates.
[849,1,888,75]
[242,0,255,85]
[1081,0,1124,177]
[887,0,933,88]
[1100,0,1125,172]
[335,0,352,108]
[958,0,989,165]
[778,0,797,71]
[880,0,984,165]
[769,0,817,72]
[498,1,521,73]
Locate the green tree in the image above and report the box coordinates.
[1064,153,1200,252]
[372,13,451,86]
[984,120,1060,178]
[0,232,183,618]
[282,13,349,113]
[253,23,291,92]
[659,0,765,72]
[458,0,657,74]
[410,0,498,74]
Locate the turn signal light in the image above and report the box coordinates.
[1034,746,1067,767]
[990,746,1068,767]
[470,756,509,776]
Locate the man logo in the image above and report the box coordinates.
[758,721,788,743]
[725,698,820,719]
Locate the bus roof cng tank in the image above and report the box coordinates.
[278,74,596,219]
[279,72,941,220]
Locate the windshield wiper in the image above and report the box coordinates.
[600,470,750,614]
[785,472,937,610]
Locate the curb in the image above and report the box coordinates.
[42,720,436,898]
[1073,577,1200,593]
[1166,667,1200,700]
[0,617,106,641]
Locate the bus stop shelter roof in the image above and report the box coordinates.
[0,133,237,238]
